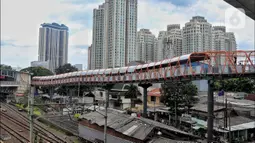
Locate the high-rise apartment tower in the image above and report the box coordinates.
[38,23,68,72]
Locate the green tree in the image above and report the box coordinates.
[55,63,78,74]
[0,64,13,70]
[124,84,140,108]
[20,66,53,77]
[182,82,199,113]
[56,85,91,96]
[55,64,91,96]
[161,82,198,127]
[21,66,54,94]
[214,78,255,93]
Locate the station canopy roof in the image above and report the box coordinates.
[224,0,255,20]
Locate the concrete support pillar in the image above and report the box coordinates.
[245,130,248,141]
[49,87,54,101]
[138,83,152,117]
[154,112,158,121]
[207,79,214,143]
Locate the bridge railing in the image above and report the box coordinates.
[31,65,255,86]
[0,81,20,86]
[32,51,255,86]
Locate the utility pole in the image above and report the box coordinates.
[207,79,214,143]
[224,98,228,140]
[29,86,35,142]
[104,89,109,143]
[102,84,113,143]
[154,100,156,121]
[228,102,231,142]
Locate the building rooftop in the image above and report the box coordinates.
[224,0,255,20]
[80,109,197,141]
[148,88,161,97]
[41,22,69,30]
[215,115,254,127]
[149,137,197,143]
[191,104,225,113]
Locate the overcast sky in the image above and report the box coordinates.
[1,0,254,69]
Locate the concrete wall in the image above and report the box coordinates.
[121,96,131,109]
[78,124,133,143]
[15,72,31,94]
[192,80,208,92]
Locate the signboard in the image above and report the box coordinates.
[0,75,6,79]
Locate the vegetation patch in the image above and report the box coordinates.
[74,113,81,119]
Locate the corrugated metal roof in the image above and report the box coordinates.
[80,109,152,140]
[149,137,197,143]
[191,104,225,112]
[80,109,195,141]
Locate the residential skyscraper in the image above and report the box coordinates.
[38,23,68,72]
[88,45,92,70]
[182,16,213,55]
[212,26,237,65]
[90,0,137,69]
[152,17,236,64]
[136,29,156,63]
[91,4,105,69]
[154,31,167,61]
[164,24,182,59]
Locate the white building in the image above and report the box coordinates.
[225,32,237,51]
[154,31,168,61]
[182,16,213,55]
[136,29,156,63]
[91,4,105,69]
[164,24,182,59]
[74,64,83,71]
[212,26,237,65]
[88,45,92,70]
[91,0,138,69]
[31,61,49,70]
[38,23,68,72]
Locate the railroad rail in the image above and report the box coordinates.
[0,122,30,143]
[1,112,54,142]
[2,103,67,143]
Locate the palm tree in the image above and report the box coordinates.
[124,84,139,108]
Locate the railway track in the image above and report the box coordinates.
[2,103,67,143]
[0,122,30,143]
[1,113,54,143]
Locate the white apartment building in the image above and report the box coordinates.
[151,17,236,64]
[31,61,49,70]
[87,45,92,70]
[90,0,137,69]
[164,24,182,59]
[182,16,213,55]
[154,31,168,61]
[225,32,237,51]
[136,29,156,63]
[91,4,105,69]
[212,26,237,65]
[38,23,68,72]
